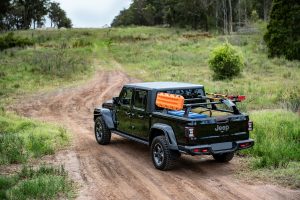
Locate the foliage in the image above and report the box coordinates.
[0,165,74,200]
[0,32,34,51]
[0,112,70,165]
[0,0,72,30]
[264,0,300,60]
[208,43,244,80]
[112,0,273,32]
[48,2,72,28]
[243,110,300,169]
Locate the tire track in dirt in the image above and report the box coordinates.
[11,70,300,200]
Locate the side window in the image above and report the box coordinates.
[119,87,133,106]
[133,90,147,111]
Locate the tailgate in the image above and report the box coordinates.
[193,116,250,144]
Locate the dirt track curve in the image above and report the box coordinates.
[12,70,300,200]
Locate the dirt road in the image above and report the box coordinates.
[12,70,300,200]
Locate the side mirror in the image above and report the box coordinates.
[113,97,120,105]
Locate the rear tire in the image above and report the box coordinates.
[94,117,111,145]
[213,152,234,162]
[151,136,179,170]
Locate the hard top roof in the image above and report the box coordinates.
[124,82,204,90]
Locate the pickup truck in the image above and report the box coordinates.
[94,82,254,170]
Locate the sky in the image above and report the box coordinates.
[53,0,132,28]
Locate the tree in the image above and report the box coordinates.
[0,0,11,30]
[48,2,72,28]
[31,0,49,28]
[48,2,60,27]
[111,0,272,32]
[264,0,300,60]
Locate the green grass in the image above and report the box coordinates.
[0,165,74,200]
[0,30,96,106]
[237,110,300,188]
[244,110,300,168]
[0,111,70,165]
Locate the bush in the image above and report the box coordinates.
[208,43,244,80]
[0,32,34,51]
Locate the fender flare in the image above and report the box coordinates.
[94,108,115,129]
[150,123,178,150]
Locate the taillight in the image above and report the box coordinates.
[248,121,253,131]
[201,148,208,153]
[228,95,246,102]
[238,95,246,101]
[185,127,194,138]
[193,148,209,153]
[193,148,200,153]
[239,142,251,148]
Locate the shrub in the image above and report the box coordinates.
[208,43,244,80]
[0,32,34,51]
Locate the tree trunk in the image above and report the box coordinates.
[228,0,233,34]
[244,0,247,25]
[222,0,227,34]
[215,0,218,30]
[238,0,241,27]
[205,14,209,32]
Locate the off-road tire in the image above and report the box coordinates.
[212,152,234,162]
[94,117,111,145]
[151,136,179,170]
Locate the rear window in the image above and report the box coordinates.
[162,88,204,99]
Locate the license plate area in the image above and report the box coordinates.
[211,142,233,151]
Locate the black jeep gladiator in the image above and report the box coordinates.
[94,82,254,170]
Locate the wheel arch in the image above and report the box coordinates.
[94,108,115,129]
[149,123,178,150]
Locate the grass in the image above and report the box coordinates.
[0,165,74,200]
[0,30,95,106]
[244,110,300,169]
[0,111,70,165]
[237,110,300,188]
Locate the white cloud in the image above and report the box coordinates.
[54,0,132,28]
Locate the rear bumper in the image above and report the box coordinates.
[178,139,254,155]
